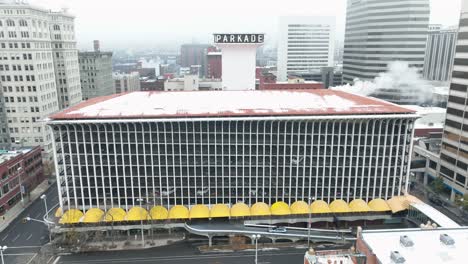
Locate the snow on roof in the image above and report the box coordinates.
[361,227,468,264]
[49,90,415,120]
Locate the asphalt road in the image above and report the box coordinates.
[0,183,58,264]
[57,241,306,264]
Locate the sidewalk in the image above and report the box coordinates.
[0,180,51,232]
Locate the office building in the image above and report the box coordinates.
[277,16,335,82]
[164,75,222,91]
[180,44,212,77]
[438,1,468,199]
[0,1,69,153]
[206,47,222,79]
[78,41,113,100]
[113,72,140,94]
[343,0,430,83]
[50,11,81,109]
[423,25,458,82]
[0,90,10,149]
[0,146,44,215]
[48,90,417,212]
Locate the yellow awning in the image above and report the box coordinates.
[270,201,291,216]
[290,201,310,215]
[82,208,104,223]
[250,202,271,216]
[329,199,351,213]
[387,197,408,213]
[149,206,168,220]
[189,204,210,219]
[349,199,371,212]
[59,209,83,224]
[310,200,331,214]
[104,208,126,222]
[230,202,251,217]
[54,207,63,218]
[126,206,149,221]
[368,198,391,212]
[210,204,230,218]
[168,205,189,219]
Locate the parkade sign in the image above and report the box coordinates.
[214,34,264,44]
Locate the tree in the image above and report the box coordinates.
[430,177,445,194]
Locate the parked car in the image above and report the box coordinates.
[268,226,287,233]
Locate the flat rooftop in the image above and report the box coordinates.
[0,149,32,165]
[361,227,468,264]
[49,90,415,120]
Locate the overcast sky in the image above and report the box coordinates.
[30,0,462,51]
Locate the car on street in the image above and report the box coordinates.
[268,226,287,233]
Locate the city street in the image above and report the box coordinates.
[0,183,58,264]
[56,241,306,264]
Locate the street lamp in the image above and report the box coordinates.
[0,245,7,264]
[252,234,261,264]
[307,196,314,248]
[40,194,48,220]
[136,198,145,247]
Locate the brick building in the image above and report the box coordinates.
[0,146,44,215]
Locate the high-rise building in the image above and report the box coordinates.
[49,11,81,110]
[180,44,212,77]
[277,16,335,82]
[0,1,72,153]
[78,41,113,100]
[47,90,417,212]
[113,72,141,94]
[342,0,430,83]
[438,0,468,199]
[423,25,458,82]
[0,88,10,149]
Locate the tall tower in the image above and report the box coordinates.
[0,1,65,153]
[277,16,335,82]
[342,0,430,83]
[438,0,468,199]
[50,10,82,109]
[423,25,458,82]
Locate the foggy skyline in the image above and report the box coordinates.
[29,0,463,51]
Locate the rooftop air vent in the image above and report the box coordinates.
[390,251,406,264]
[440,234,455,245]
[399,235,414,247]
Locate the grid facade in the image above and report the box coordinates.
[51,116,416,211]
[423,27,457,82]
[277,16,335,82]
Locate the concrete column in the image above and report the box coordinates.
[208,235,212,247]
[423,174,428,186]
[450,189,456,202]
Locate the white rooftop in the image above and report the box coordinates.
[362,227,468,264]
[50,90,414,120]
[411,203,460,228]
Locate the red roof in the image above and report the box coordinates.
[49,90,416,120]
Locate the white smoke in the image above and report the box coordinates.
[332,61,436,104]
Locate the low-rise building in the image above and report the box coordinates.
[0,147,43,215]
[113,72,141,94]
[356,227,468,264]
[164,75,222,91]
